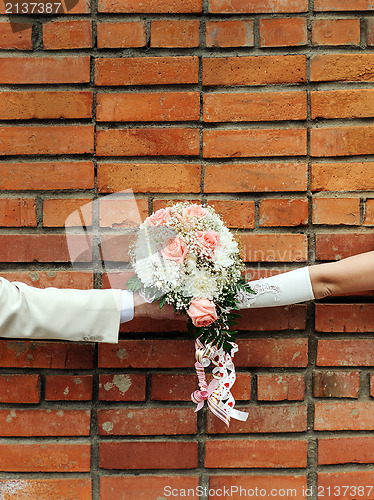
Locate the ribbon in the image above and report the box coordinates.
[191,337,248,427]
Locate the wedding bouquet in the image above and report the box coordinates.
[127,202,253,425]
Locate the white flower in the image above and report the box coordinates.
[213,246,234,268]
[182,268,218,300]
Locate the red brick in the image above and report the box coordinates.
[316,304,374,332]
[209,0,308,13]
[99,198,148,228]
[0,479,91,500]
[205,439,307,468]
[2,271,93,289]
[0,0,89,12]
[313,370,360,398]
[0,56,90,84]
[210,476,307,500]
[207,200,255,228]
[0,22,32,49]
[203,55,306,86]
[97,128,200,156]
[45,375,92,401]
[0,198,36,227]
[239,233,308,262]
[319,436,374,465]
[151,374,196,401]
[152,198,202,213]
[311,54,374,82]
[97,21,146,48]
[312,88,374,119]
[315,0,374,10]
[239,305,307,331]
[151,20,200,48]
[364,199,374,225]
[99,374,146,401]
[0,234,92,262]
[0,91,93,120]
[95,57,198,85]
[0,125,94,155]
[98,163,201,193]
[312,162,374,192]
[316,233,374,260]
[98,340,195,369]
[0,162,94,190]
[311,125,374,157]
[312,19,360,46]
[313,197,360,225]
[315,402,374,431]
[259,18,307,47]
[98,0,202,13]
[0,340,94,369]
[98,408,196,435]
[204,163,308,193]
[0,374,40,403]
[203,129,307,158]
[100,476,199,500]
[259,198,308,227]
[97,92,200,122]
[0,444,90,472]
[43,198,93,227]
[317,339,374,367]
[206,20,254,47]
[100,441,198,469]
[367,19,374,46]
[370,375,374,397]
[204,91,307,122]
[43,20,92,49]
[0,409,90,436]
[319,471,374,498]
[257,374,305,401]
[207,405,307,434]
[235,338,308,368]
[99,233,133,263]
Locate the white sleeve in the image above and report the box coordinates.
[236,267,315,309]
[120,290,134,323]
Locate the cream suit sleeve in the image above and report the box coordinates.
[0,277,123,343]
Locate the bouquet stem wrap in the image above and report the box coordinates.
[191,337,248,426]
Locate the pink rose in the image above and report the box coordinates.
[182,204,208,218]
[196,231,221,252]
[187,299,218,328]
[161,237,188,263]
[146,208,171,226]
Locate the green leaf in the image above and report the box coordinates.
[125,275,143,292]
[159,295,168,309]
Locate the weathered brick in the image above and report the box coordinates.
[0,56,90,84]
[98,163,201,193]
[43,20,92,49]
[314,0,374,10]
[311,162,374,192]
[0,198,36,227]
[312,19,360,46]
[364,199,374,225]
[203,129,307,158]
[257,374,305,401]
[203,91,307,122]
[313,371,360,398]
[315,402,374,430]
[370,374,374,397]
[151,374,197,401]
[97,92,200,122]
[2,271,93,289]
[319,436,374,465]
[0,444,90,472]
[317,339,374,367]
[97,128,200,156]
[316,304,374,332]
[151,20,200,48]
[207,405,307,434]
[97,21,146,48]
[319,471,374,497]
[316,233,374,260]
[259,18,307,47]
[204,163,308,193]
[0,126,94,155]
[207,200,255,228]
[209,0,308,13]
[0,409,90,436]
[311,89,374,119]
[311,54,374,82]
[95,57,199,85]
[210,476,307,499]
[259,198,308,227]
[205,440,308,468]
[98,0,202,13]
[203,55,306,86]
[205,20,254,47]
[0,479,91,500]
[99,374,146,401]
[43,198,93,227]
[0,91,93,120]
[234,338,308,368]
[45,375,93,401]
[239,234,308,262]
[311,125,374,157]
[100,441,198,469]
[0,22,32,49]
[0,374,40,403]
[312,197,360,225]
[98,408,196,435]
[99,198,148,228]
[0,0,89,12]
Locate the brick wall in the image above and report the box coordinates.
[0,0,374,498]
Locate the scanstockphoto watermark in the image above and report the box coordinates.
[163,485,312,497]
